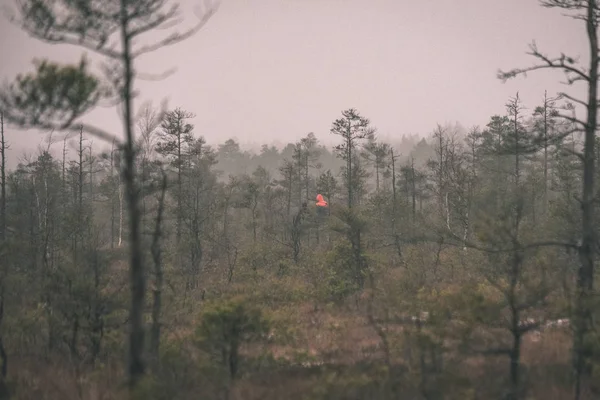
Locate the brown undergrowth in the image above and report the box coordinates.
[1,255,587,400]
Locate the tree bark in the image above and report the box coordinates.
[119,0,146,388]
[0,111,5,240]
[150,170,167,371]
[574,3,598,396]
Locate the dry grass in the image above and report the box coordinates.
[4,308,585,400]
[2,257,592,400]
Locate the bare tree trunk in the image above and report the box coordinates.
[508,249,523,400]
[390,149,397,226]
[119,0,146,388]
[305,155,309,204]
[89,144,94,207]
[435,125,445,221]
[347,134,352,209]
[118,181,124,248]
[286,176,292,217]
[74,125,84,259]
[43,177,50,266]
[62,137,67,185]
[573,5,599,398]
[252,203,257,242]
[79,127,84,211]
[445,192,451,230]
[411,157,417,220]
[61,136,69,248]
[390,149,403,261]
[188,183,203,287]
[0,290,6,380]
[0,112,6,381]
[150,170,167,371]
[464,134,478,250]
[462,208,469,251]
[543,90,549,212]
[110,141,116,249]
[140,152,147,234]
[90,250,104,364]
[33,176,42,233]
[510,92,522,188]
[0,111,5,240]
[177,133,182,245]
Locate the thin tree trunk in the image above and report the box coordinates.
[543,90,549,212]
[177,133,182,245]
[347,134,352,209]
[150,170,167,371]
[513,93,521,188]
[0,111,6,240]
[89,145,93,209]
[391,149,397,226]
[286,175,292,217]
[119,0,146,388]
[118,181,124,247]
[445,192,451,230]
[508,252,523,400]
[252,204,257,242]
[390,149,403,261]
[462,208,469,251]
[436,126,445,221]
[305,156,309,204]
[75,126,83,258]
[110,142,116,248]
[79,127,84,213]
[411,157,417,220]
[0,112,6,380]
[0,290,6,379]
[90,250,104,363]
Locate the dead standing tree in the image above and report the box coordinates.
[498,1,598,398]
[0,111,6,242]
[0,0,219,391]
[0,111,7,384]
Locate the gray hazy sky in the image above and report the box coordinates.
[0,0,589,160]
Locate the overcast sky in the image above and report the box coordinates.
[0,0,589,164]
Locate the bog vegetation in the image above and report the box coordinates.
[0,1,599,400]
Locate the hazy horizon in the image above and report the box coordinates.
[0,0,589,167]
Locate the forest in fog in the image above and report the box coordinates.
[0,1,599,400]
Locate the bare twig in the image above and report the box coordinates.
[498,41,590,84]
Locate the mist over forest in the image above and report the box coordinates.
[0,1,599,400]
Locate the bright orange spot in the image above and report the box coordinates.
[316,194,328,207]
